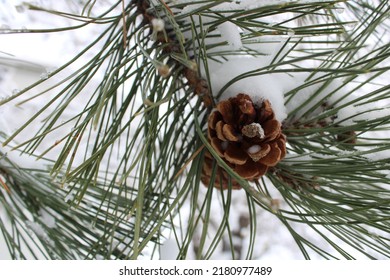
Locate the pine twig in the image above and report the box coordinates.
[133,0,213,108]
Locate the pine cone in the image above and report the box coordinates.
[201,93,286,189]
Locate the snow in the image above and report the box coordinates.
[363,149,390,162]
[247,145,261,154]
[151,18,165,32]
[337,103,390,126]
[39,209,56,228]
[216,21,242,50]
[205,56,289,122]
[159,238,181,260]
[25,220,56,247]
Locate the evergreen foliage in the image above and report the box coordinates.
[1,0,390,259]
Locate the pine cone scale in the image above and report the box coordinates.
[208,111,222,130]
[223,124,241,141]
[235,161,261,179]
[216,100,234,124]
[263,119,281,141]
[257,143,282,167]
[257,99,274,122]
[224,144,248,165]
[277,135,287,159]
[210,137,225,157]
[215,121,227,141]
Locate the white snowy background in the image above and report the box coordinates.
[1,0,388,260]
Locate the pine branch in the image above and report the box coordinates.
[1,0,390,260]
[0,151,156,259]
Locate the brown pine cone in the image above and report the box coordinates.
[201,93,287,189]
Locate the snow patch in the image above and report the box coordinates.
[25,220,55,247]
[206,57,289,122]
[363,149,390,162]
[217,22,242,50]
[247,145,261,154]
[39,209,56,229]
[151,18,165,32]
